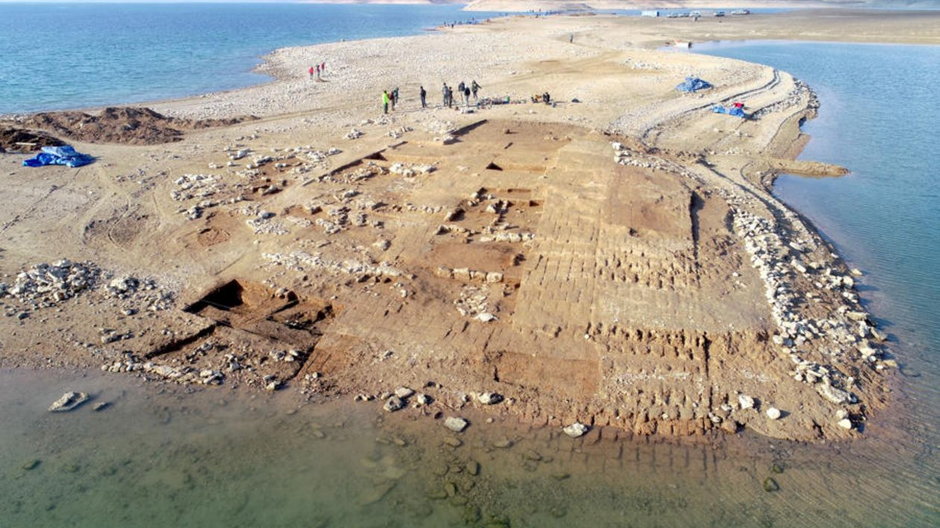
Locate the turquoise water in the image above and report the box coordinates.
[696,40,940,386]
[0,3,498,115]
[698,38,940,522]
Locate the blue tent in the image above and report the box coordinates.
[712,105,748,118]
[23,145,94,168]
[676,76,713,92]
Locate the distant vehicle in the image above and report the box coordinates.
[677,12,690,18]
[714,11,726,17]
[731,9,751,15]
[665,12,679,18]
[641,10,660,17]
[690,11,702,18]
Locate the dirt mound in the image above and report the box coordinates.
[0,127,64,153]
[17,107,255,146]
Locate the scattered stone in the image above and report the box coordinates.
[766,407,782,420]
[394,387,415,399]
[763,477,780,492]
[384,396,405,412]
[444,416,469,433]
[563,422,589,438]
[737,393,755,410]
[838,418,853,430]
[477,392,503,405]
[48,392,89,412]
[442,437,463,448]
[22,459,41,471]
[816,383,854,405]
[466,460,481,476]
[92,402,110,412]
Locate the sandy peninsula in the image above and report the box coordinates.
[1,9,936,442]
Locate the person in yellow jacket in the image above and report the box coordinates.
[382,90,390,114]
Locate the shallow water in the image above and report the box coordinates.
[1,367,937,528]
[0,3,499,114]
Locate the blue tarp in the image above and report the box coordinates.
[23,145,94,168]
[676,76,713,93]
[712,105,748,118]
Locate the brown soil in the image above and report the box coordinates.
[11,106,255,146]
[0,126,64,153]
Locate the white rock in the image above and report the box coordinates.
[838,418,853,430]
[477,392,503,405]
[383,396,405,412]
[766,407,781,420]
[394,387,414,399]
[738,394,755,410]
[48,391,89,412]
[444,416,468,433]
[563,422,589,438]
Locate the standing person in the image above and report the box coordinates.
[442,83,448,107]
[457,81,466,105]
[463,85,471,107]
[471,80,480,101]
[321,61,326,73]
[419,85,427,109]
[382,90,390,114]
[447,85,454,108]
[315,64,321,79]
[308,66,314,79]
[391,87,399,111]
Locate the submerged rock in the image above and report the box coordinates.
[48,392,89,412]
[444,416,469,432]
[763,477,780,492]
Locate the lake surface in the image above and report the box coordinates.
[0,3,499,115]
[1,26,938,528]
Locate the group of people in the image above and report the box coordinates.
[442,80,481,108]
[381,80,482,113]
[307,62,327,80]
[381,87,400,114]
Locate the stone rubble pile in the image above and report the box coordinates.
[453,285,494,320]
[2,259,100,307]
[389,163,436,177]
[102,354,225,386]
[263,251,404,280]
